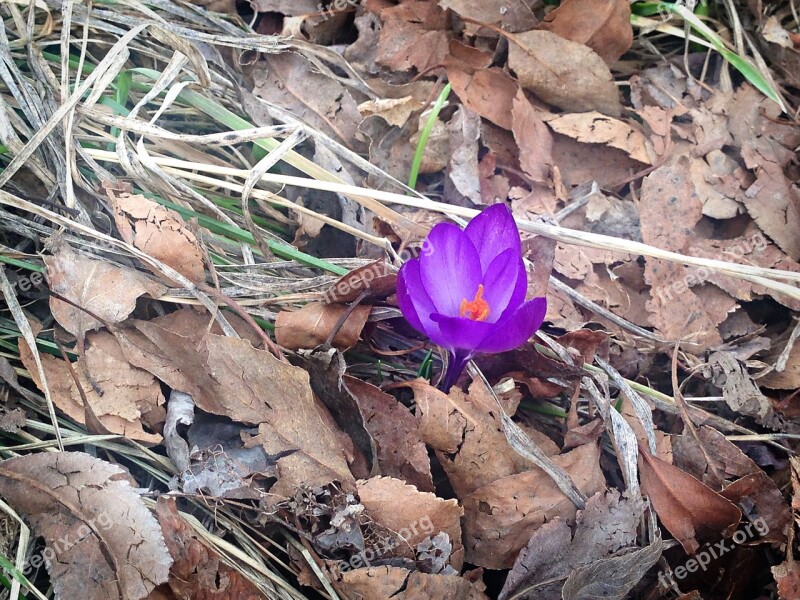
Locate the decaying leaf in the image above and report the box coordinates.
[411,379,555,498]
[639,448,741,555]
[499,490,646,600]
[438,0,537,32]
[639,159,735,348]
[375,11,449,74]
[708,351,784,430]
[296,351,376,480]
[180,412,277,499]
[151,497,267,599]
[20,331,164,444]
[251,52,363,147]
[446,106,483,204]
[512,90,553,184]
[542,111,651,164]
[109,192,205,284]
[540,0,633,64]
[357,476,464,569]
[116,312,358,496]
[345,375,433,491]
[561,537,662,600]
[45,239,166,338]
[446,66,518,130]
[0,452,171,600]
[462,441,606,569]
[358,96,423,127]
[721,471,790,545]
[508,30,622,116]
[340,565,489,600]
[275,302,371,351]
[673,424,759,490]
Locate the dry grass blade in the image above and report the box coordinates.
[82,149,800,303]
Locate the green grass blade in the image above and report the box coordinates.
[408,83,451,191]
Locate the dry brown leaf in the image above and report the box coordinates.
[462,441,606,569]
[639,448,741,555]
[446,106,483,204]
[275,302,371,351]
[357,476,464,569]
[45,239,166,338]
[151,497,268,599]
[773,559,800,600]
[376,18,449,74]
[446,66,518,130]
[201,336,358,493]
[672,424,757,490]
[345,376,433,492]
[639,159,734,348]
[438,0,537,32]
[686,225,800,312]
[512,89,554,184]
[721,471,789,545]
[116,318,357,496]
[358,96,423,127]
[720,86,800,259]
[251,52,363,147]
[542,111,651,164]
[499,490,646,600]
[508,30,622,116]
[411,379,551,498]
[550,131,647,187]
[0,452,171,600]
[110,193,204,284]
[540,0,633,64]
[340,566,489,600]
[740,138,800,261]
[20,331,164,444]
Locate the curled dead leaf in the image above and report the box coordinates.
[358,476,464,569]
[508,30,622,116]
[542,111,652,165]
[639,448,741,555]
[323,260,397,304]
[540,0,633,64]
[19,332,164,444]
[45,240,166,338]
[109,192,205,284]
[462,442,606,569]
[275,302,371,351]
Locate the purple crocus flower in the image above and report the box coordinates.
[397,204,547,390]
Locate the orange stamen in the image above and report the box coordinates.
[459,284,491,321]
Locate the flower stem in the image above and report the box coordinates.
[438,349,471,391]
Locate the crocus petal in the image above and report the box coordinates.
[474,297,547,354]
[430,312,495,351]
[419,223,482,317]
[480,248,527,320]
[431,297,546,354]
[464,204,522,273]
[397,258,440,339]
